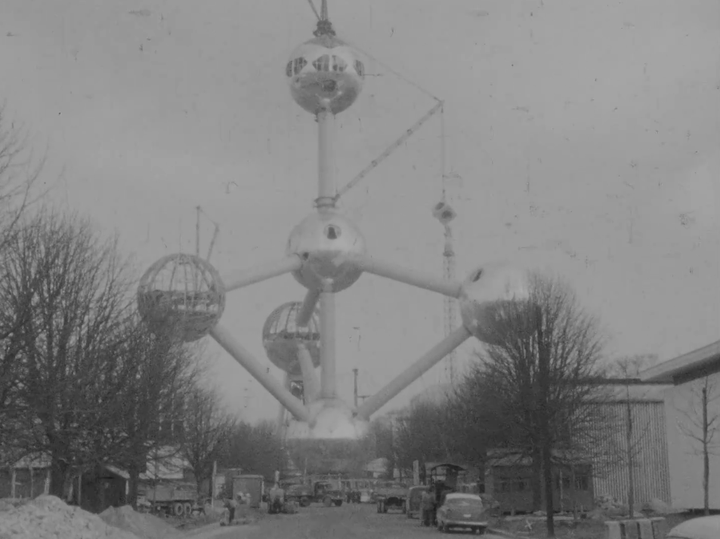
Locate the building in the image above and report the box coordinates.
[641,339,720,510]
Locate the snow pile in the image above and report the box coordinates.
[0,495,141,539]
[100,506,177,539]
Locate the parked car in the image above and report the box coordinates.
[667,515,720,539]
[406,485,429,519]
[436,492,489,534]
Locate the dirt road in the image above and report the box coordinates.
[189,503,510,539]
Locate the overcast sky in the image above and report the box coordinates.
[1,0,718,422]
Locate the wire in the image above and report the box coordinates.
[340,35,442,102]
[305,0,321,21]
[440,105,447,202]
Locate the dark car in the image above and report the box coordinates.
[436,492,489,534]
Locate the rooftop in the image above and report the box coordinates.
[640,339,720,384]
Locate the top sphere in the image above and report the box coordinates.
[286,35,365,115]
[137,253,226,342]
[458,261,532,345]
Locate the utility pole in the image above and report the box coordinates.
[353,368,359,408]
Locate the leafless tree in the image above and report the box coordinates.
[0,208,134,497]
[604,354,658,517]
[677,375,720,515]
[220,420,286,481]
[472,272,605,538]
[392,401,454,475]
[179,383,236,498]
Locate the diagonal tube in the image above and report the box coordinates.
[354,254,462,298]
[355,326,472,420]
[297,342,320,403]
[319,280,336,399]
[296,289,321,327]
[210,323,310,422]
[221,256,302,293]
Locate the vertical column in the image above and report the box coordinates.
[317,104,336,208]
[319,279,336,399]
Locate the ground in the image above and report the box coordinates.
[185,503,509,539]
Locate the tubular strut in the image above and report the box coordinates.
[334,100,443,201]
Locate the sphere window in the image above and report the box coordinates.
[312,55,331,72]
[293,57,307,76]
[442,211,453,220]
[435,202,445,211]
[331,55,347,72]
[286,61,293,77]
[324,225,341,240]
[354,60,365,77]
[472,269,483,282]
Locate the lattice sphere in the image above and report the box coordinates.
[286,35,365,115]
[137,253,226,342]
[262,301,321,376]
[459,261,532,345]
[286,210,366,293]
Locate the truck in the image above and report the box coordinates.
[283,480,344,507]
[139,481,199,517]
[231,474,264,509]
[374,481,408,514]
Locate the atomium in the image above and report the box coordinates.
[286,35,365,115]
[286,209,366,293]
[458,261,532,345]
[262,301,321,376]
[137,253,226,342]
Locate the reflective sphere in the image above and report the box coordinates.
[285,399,373,475]
[286,35,365,115]
[137,254,226,342]
[459,261,532,345]
[262,302,321,376]
[286,210,366,293]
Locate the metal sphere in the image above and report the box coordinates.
[286,210,366,293]
[458,261,532,345]
[262,302,321,376]
[137,253,226,342]
[286,35,365,115]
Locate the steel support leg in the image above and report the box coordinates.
[355,255,462,298]
[319,280,336,399]
[355,326,471,419]
[210,323,310,422]
[221,256,302,293]
[297,343,320,403]
[296,289,321,327]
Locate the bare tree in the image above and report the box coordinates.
[604,355,658,517]
[0,208,134,497]
[473,272,605,538]
[678,375,720,515]
[179,384,236,498]
[220,421,287,482]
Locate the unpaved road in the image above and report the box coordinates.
[190,503,509,539]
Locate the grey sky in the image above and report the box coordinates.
[1,0,718,422]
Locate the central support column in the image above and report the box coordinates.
[319,279,337,399]
[316,102,336,208]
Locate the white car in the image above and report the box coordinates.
[667,516,720,539]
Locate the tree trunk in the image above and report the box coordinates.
[127,466,140,509]
[49,458,69,498]
[702,385,710,516]
[542,444,555,537]
[531,446,542,511]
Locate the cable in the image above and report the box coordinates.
[340,35,442,103]
[305,0,321,21]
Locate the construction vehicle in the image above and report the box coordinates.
[138,481,199,517]
[375,481,408,513]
